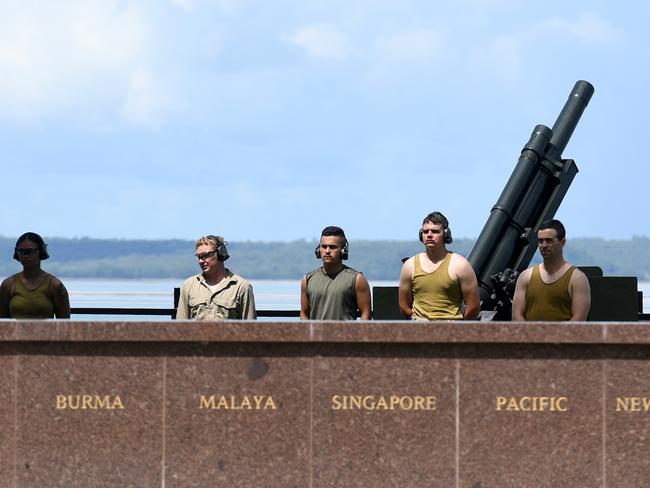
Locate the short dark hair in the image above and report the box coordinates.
[321,226,346,240]
[538,219,566,240]
[14,232,49,261]
[422,211,449,229]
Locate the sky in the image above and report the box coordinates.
[1,0,648,242]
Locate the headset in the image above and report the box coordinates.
[206,235,230,261]
[418,211,453,244]
[314,226,349,260]
[13,232,50,261]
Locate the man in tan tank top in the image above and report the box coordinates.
[398,212,480,320]
[512,219,590,321]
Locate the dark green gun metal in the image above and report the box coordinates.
[468,80,594,320]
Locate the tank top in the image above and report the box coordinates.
[412,253,463,320]
[9,273,55,319]
[306,266,359,320]
[525,265,575,321]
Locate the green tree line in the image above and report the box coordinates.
[1,236,649,281]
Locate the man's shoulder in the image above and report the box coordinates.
[516,267,535,285]
[181,274,202,288]
[568,265,589,283]
[305,267,323,281]
[341,265,361,276]
[224,271,254,293]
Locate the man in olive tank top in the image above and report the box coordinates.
[300,226,371,320]
[399,212,480,320]
[512,219,590,321]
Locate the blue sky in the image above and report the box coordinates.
[1,0,647,242]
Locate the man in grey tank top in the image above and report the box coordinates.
[300,226,371,320]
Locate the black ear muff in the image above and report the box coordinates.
[418,229,424,243]
[443,227,453,244]
[216,243,229,261]
[207,235,229,261]
[315,241,349,260]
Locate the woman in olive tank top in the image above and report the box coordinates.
[0,232,70,319]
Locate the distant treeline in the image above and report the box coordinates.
[1,236,649,281]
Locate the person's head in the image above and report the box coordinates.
[194,235,229,275]
[13,232,49,262]
[419,211,453,245]
[538,219,566,240]
[315,226,349,262]
[537,219,566,259]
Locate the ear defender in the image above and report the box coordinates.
[207,235,230,261]
[314,240,350,260]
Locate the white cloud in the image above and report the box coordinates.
[545,12,625,44]
[286,24,349,60]
[170,0,194,11]
[467,34,521,82]
[0,1,173,127]
[376,28,447,60]
[120,69,173,128]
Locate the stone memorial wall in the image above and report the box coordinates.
[0,320,648,487]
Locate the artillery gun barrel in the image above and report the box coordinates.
[468,80,594,317]
[547,80,594,161]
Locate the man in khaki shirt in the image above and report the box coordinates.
[176,235,256,320]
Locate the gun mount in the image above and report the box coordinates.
[468,80,594,320]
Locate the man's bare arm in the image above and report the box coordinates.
[398,258,414,318]
[512,270,531,321]
[299,275,310,320]
[455,257,480,320]
[355,273,372,320]
[569,270,591,321]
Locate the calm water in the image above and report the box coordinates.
[64,278,398,321]
[63,278,650,321]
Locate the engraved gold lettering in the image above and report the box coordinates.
[199,394,277,410]
[390,395,400,410]
[253,395,263,409]
[496,396,568,412]
[240,396,251,410]
[330,395,436,411]
[331,395,342,410]
[414,396,425,410]
[424,396,436,410]
[200,395,216,409]
[56,395,67,409]
[376,396,388,409]
[55,394,124,410]
[616,397,650,412]
[350,396,362,409]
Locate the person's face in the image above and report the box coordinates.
[319,235,344,264]
[537,228,565,259]
[421,222,445,248]
[15,239,41,266]
[195,243,220,274]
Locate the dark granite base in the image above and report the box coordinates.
[0,354,15,488]
[15,348,163,487]
[0,321,650,487]
[164,351,311,487]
